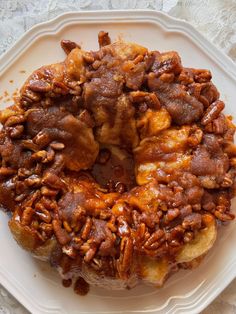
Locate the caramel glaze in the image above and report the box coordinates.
[0,32,235,294]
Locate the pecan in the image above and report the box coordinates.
[81,217,92,240]
[99,210,112,220]
[53,81,69,95]
[84,246,97,262]
[15,193,27,202]
[214,210,235,221]
[216,205,226,213]
[92,60,101,70]
[39,222,53,236]
[212,114,226,134]
[8,125,24,138]
[193,69,212,83]
[33,131,51,147]
[177,69,194,85]
[144,229,165,250]
[43,147,55,163]
[52,219,71,245]
[192,204,201,211]
[5,115,25,127]
[42,171,66,190]
[98,31,111,48]
[221,173,233,188]
[73,237,83,249]
[22,190,41,208]
[129,91,161,110]
[182,213,202,230]
[106,222,117,232]
[159,73,175,83]
[40,196,57,210]
[21,207,34,226]
[41,186,58,197]
[147,92,161,109]
[198,95,209,108]
[183,231,194,243]
[28,79,51,93]
[166,208,180,221]
[137,223,146,239]
[188,127,203,147]
[18,168,32,178]
[117,236,133,277]
[31,150,47,161]
[201,100,225,125]
[0,167,16,176]
[22,140,40,152]
[35,207,51,223]
[61,39,80,54]
[22,90,41,102]
[180,205,192,218]
[50,142,65,150]
[25,175,41,187]
[133,55,144,64]
[63,221,72,233]
[80,242,90,253]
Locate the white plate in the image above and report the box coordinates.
[0,10,236,314]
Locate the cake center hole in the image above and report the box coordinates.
[91,146,136,193]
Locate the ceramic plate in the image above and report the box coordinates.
[0,10,236,314]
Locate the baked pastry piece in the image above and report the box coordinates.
[0,31,235,294]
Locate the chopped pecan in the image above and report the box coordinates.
[21,207,34,226]
[61,39,80,54]
[201,100,225,125]
[166,208,180,221]
[42,172,67,190]
[144,229,165,250]
[53,81,69,95]
[183,231,194,243]
[81,217,92,240]
[35,206,51,223]
[98,31,111,47]
[84,246,97,262]
[52,219,71,245]
[28,79,51,93]
[182,213,202,230]
[214,211,235,221]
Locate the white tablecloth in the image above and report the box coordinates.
[0,0,236,313]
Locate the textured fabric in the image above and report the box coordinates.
[0,0,236,313]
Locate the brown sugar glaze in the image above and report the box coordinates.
[0,31,236,294]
